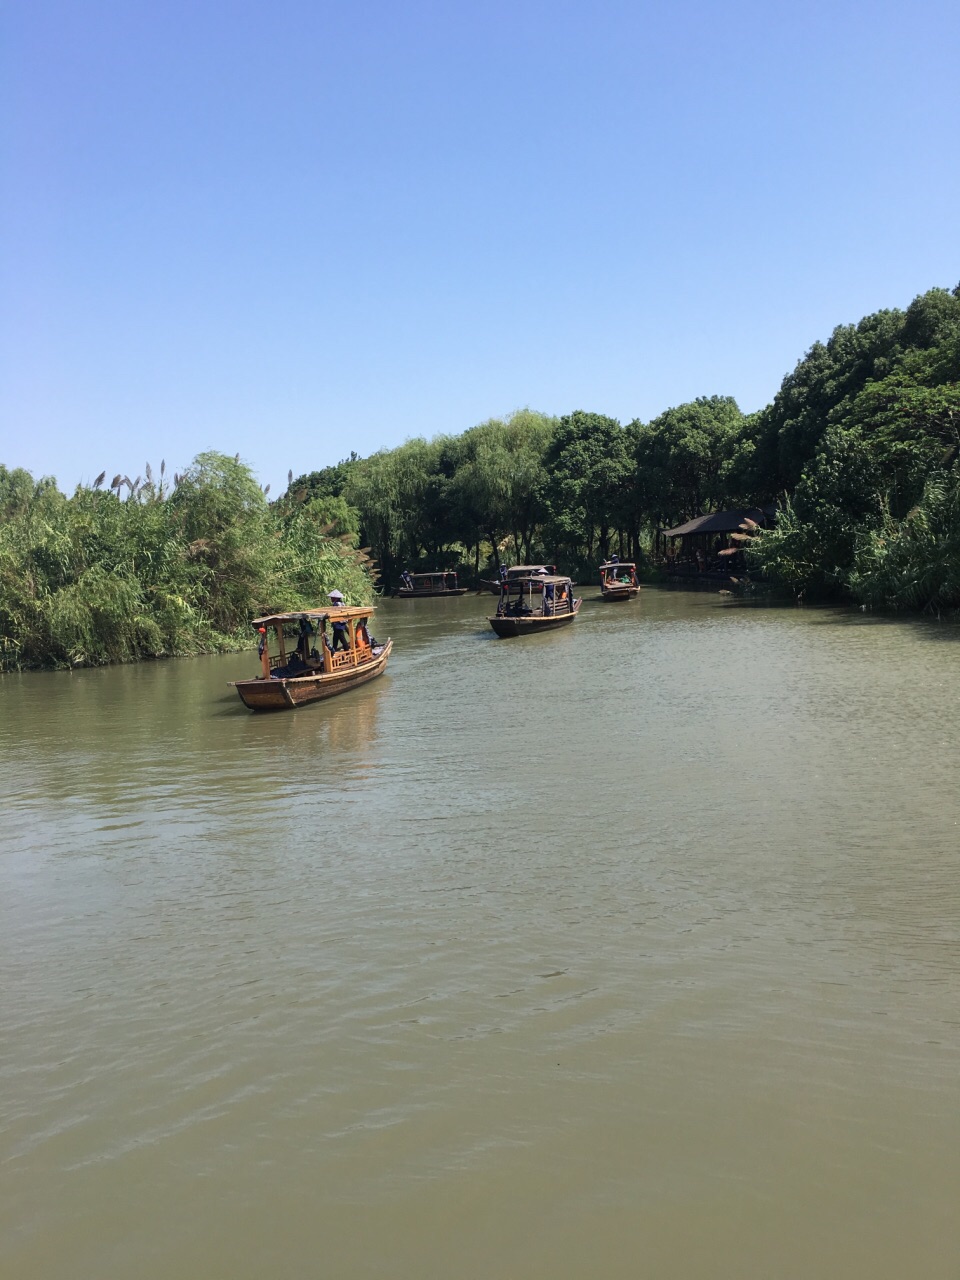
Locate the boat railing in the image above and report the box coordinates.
[267,641,374,675]
[328,640,373,671]
[499,590,574,617]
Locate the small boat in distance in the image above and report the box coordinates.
[231,606,391,710]
[478,564,556,594]
[599,560,641,600]
[488,574,581,637]
[395,571,469,598]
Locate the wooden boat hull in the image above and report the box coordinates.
[395,587,470,598]
[231,641,392,710]
[487,602,580,637]
[601,585,640,601]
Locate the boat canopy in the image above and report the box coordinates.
[251,606,375,628]
[501,573,571,587]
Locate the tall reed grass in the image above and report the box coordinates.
[0,454,376,670]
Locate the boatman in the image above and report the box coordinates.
[329,590,350,651]
[331,620,349,651]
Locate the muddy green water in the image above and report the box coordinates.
[2,588,959,1279]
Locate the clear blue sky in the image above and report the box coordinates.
[2,0,958,495]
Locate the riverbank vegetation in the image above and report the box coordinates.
[293,284,959,610]
[3,284,958,668]
[0,453,374,669]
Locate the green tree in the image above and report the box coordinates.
[169,451,276,633]
[848,469,960,613]
[747,427,885,597]
[540,411,627,566]
[631,396,745,528]
[286,453,361,503]
[343,449,407,585]
[273,499,375,608]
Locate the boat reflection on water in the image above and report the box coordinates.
[322,677,384,760]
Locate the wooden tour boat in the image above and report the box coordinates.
[488,574,581,638]
[231,605,392,711]
[599,559,641,600]
[395,571,469,598]
[478,564,556,594]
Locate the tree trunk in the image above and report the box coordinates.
[487,531,500,570]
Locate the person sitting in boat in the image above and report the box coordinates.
[297,614,315,660]
[271,651,310,679]
[401,570,413,590]
[356,619,371,648]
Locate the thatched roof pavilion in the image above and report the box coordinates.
[661,507,774,539]
[658,507,776,579]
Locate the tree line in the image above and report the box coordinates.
[293,284,960,609]
[2,284,958,668]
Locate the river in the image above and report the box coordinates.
[2,587,959,1279]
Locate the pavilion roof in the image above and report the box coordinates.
[662,507,774,538]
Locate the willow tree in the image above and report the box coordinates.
[343,449,407,585]
[169,452,277,633]
[273,498,375,608]
[452,410,555,568]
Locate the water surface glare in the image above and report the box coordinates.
[2,588,959,1278]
